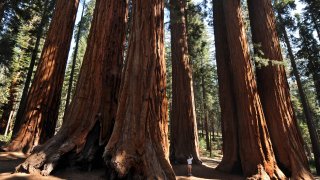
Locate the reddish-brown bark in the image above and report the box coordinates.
[3,0,80,153]
[14,0,127,175]
[247,0,314,178]
[213,0,241,173]
[222,0,285,178]
[104,0,175,179]
[12,0,54,137]
[170,0,201,164]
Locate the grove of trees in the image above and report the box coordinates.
[0,0,319,179]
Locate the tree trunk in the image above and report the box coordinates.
[103,0,176,179]
[200,60,210,151]
[0,75,19,135]
[223,0,285,178]
[170,0,201,164]
[248,0,314,178]
[14,0,127,175]
[213,0,241,173]
[3,0,80,153]
[64,1,86,112]
[281,19,320,175]
[12,0,54,137]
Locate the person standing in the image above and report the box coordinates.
[187,154,193,176]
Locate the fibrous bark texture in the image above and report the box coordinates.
[104,0,176,179]
[14,0,127,175]
[12,0,54,137]
[213,0,241,173]
[222,0,285,178]
[170,0,201,164]
[4,0,80,153]
[247,0,314,178]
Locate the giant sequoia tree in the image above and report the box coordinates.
[12,0,55,137]
[169,0,201,164]
[247,0,313,178]
[14,0,127,175]
[221,0,285,178]
[103,0,175,178]
[2,0,80,153]
[213,0,241,173]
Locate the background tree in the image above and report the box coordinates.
[170,0,201,164]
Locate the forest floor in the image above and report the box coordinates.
[0,151,246,180]
[0,151,319,179]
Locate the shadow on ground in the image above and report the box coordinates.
[173,157,243,180]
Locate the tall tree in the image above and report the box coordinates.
[3,0,80,153]
[296,15,320,107]
[64,0,86,113]
[222,0,285,178]
[170,0,201,164]
[247,0,313,178]
[12,0,55,137]
[281,16,320,176]
[104,0,176,178]
[213,0,241,173]
[14,0,127,175]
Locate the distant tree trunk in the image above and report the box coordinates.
[200,59,210,151]
[0,75,19,135]
[223,0,285,178]
[170,0,201,164]
[309,62,320,105]
[213,0,241,173]
[280,19,320,175]
[248,0,314,178]
[103,0,176,178]
[12,0,54,137]
[3,0,80,153]
[64,1,86,112]
[15,0,127,175]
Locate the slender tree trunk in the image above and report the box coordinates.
[281,19,320,175]
[248,0,313,178]
[15,0,127,175]
[213,0,241,173]
[0,75,19,135]
[200,60,210,151]
[12,0,53,137]
[170,0,201,164]
[3,0,80,153]
[64,1,86,112]
[104,0,176,178]
[223,0,285,178]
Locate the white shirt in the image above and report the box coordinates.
[187,157,193,165]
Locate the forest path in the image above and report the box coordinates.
[0,152,319,179]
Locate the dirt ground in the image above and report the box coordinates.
[0,152,319,180]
